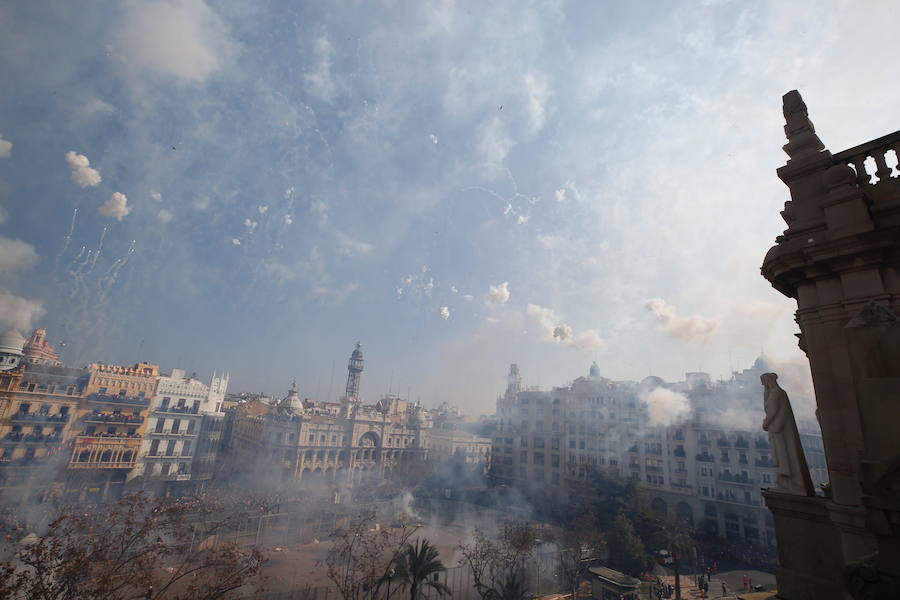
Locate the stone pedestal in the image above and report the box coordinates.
[763,490,844,600]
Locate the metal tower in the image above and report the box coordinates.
[344,342,364,400]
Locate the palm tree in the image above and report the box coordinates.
[482,571,530,600]
[380,538,451,600]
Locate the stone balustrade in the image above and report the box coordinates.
[832,130,900,185]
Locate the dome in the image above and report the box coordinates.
[278,381,305,413]
[589,362,600,378]
[0,329,25,372]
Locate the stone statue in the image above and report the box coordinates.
[761,372,814,496]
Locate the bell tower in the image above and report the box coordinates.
[344,342,364,401]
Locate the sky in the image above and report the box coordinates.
[0,0,897,414]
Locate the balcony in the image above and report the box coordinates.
[146,452,194,459]
[696,454,714,462]
[717,439,731,448]
[70,436,140,469]
[671,482,692,490]
[646,465,664,472]
[88,394,150,407]
[735,438,749,449]
[698,438,711,446]
[10,412,70,424]
[155,406,200,415]
[147,429,197,437]
[673,448,686,457]
[83,412,145,425]
[755,439,770,450]
[0,456,56,468]
[755,458,773,468]
[3,433,62,444]
[718,473,754,486]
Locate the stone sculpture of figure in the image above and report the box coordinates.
[761,372,814,496]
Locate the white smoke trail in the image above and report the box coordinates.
[87,226,108,273]
[54,208,78,274]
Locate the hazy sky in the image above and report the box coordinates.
[0,1,897,412]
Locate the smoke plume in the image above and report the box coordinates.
[99,192,131,220]
[486,281,510,305]
[642,387,691,427]
[0,236,39,273]
[0,292,46,331]
[65,151,102,187]
[645,298,717,342]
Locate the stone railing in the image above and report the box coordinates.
[832,130,900,185]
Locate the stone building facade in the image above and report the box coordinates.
[760,91,900,599]
[491,361,825,547]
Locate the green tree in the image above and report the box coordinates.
[605,514,647,577]
[647,517,695,600]
[381,539,450,600]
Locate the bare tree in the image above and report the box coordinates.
[0,493,264,600]
[551,510,606,600]
[323,511,420,600]
[457,522,536,600]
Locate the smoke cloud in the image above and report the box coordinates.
[553,188,565,202]
[0,236,39,273]
[486,281,510,305]
[526,303,605,352]
[642,387,691,427]
[65,151,102,187]
[645,297,717,342]
[0,292,46,331]
[156,209,173,223]
[0,135,11,158]
[99,192,131,220]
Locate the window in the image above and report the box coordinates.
[160,397,170,410]
[551,438,560,450]
[520,437,527,448]
[150,440,160,456]
[533,452,544,466]
[166,440,176,456]
[552,454,559,468]
[534,437,545,449]
[569,439,575,449]
[520,450,527,462]
[155,419,164,433]
[171,419,181,434]
[186,420,195,434]
[18,403,30,414]
[182,441,192,455]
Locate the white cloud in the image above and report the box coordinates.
[230,238,241,246]
[395,287,403,297]
[0,292,45,331]
[156,209,173,223]
[243,218,257,230]
[305,34,337,101]
[486,281,510,305]
[526,303,605,353]
[424,277,434,292]
[0,237,39,273]
[450,286,459,294]
[554,188,566,202]
[438,306,450,320]
[462,294,473,302]
[516,215,528,225]
[115,0,235,83]
[642,387,692,427]
[65,151,101,187]
[645,298,718,342]
[569,329,605,352]
[502,202,513,216]
[536,234,558,249]
[283,214,293,225]
[336,232,374,258]
[0,135,11,158]
[257,205,268,214]
[429,134,439,145]
[150,191,162,200]
[99,192,131,221]
[78,98,115,117]
[523,72,550,134]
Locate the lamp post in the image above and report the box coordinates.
[385,567,395,600]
